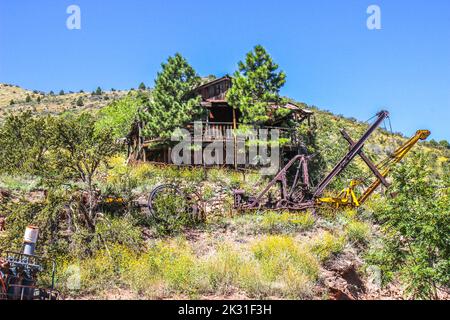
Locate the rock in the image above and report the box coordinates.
[329,287,353,300]
[366,265,382,291]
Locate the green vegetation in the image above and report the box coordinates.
[227,45,287,124]
[140,53,202,140]
[76,96,84,107]
[138,82,146,90]
[310,231,346,262]
[94,87,103,96]
[366,152,449,299]
[259,211,315,234]
[95,94,142,139]
[0,45,448,300]
[345,220,371,245]
[0,112,120,232]
[56,236,321,299]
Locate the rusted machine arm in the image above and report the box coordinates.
[313,110,389,198]
[247,155,309,208]
[358,129,431,204]
[340,129,390,187]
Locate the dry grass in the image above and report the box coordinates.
[0,83,127,119]
[59,235,323,300]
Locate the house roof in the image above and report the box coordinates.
[195,75,232,91]
[195,76,313,115]
[269,102,314,114]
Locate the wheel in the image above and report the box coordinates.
[148,185,196,224]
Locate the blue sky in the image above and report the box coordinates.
[0,0,449,140]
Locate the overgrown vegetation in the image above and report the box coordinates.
[0,45,449,300]
[366,152,449,299]
[227,45,287,124]
[139,53,203,140]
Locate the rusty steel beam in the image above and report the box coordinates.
[340,129,390,188]
[313,110,389,198]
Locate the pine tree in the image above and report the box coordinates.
[25,94,32,103]
[226,45,287,124]
[59,90,65,95]
[138,82,146,90]
[76,96,84,107]
[95,87,103,95]
[140,53,202,139]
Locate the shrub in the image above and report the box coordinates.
[366,152,450,299]
[202,244,244,294]
[76,97,84,106]
[310,231,346,262]
[260,211,315,234]
[251,236,319,298]
[345,220,371,245]
[96,95,141,140]
[252,236,319,281]
[126,240,202,297]
[95,217,143,252]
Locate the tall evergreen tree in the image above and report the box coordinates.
[141,53,202,139]
[76,96,84,106]
[94,87,103,96]
[227,45,287,124]
[138,82,146,90]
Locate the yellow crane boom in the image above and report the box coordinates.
[358,129,431,205]
[318,129,430,208]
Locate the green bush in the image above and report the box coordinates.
[260,211,315,234]
[95,217,143,252]
[345,220,371,245]
[252,236,319,280]
[366,152,450,299]
[310,231,346,262]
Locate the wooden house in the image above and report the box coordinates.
[128,75,314,166]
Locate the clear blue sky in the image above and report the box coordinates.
[0,0,449,140]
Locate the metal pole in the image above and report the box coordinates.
[313,110,389,198]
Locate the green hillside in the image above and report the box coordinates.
[0,82,448,301]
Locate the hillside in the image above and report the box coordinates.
[0,83,127,120]
[0,84,448,301]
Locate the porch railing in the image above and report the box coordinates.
[186,122,300,145]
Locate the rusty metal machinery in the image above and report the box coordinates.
[233,110,391,212]
[233,155,315,211]
[326,130,431,207]
[147,110,429,216]
[0,226,59,300]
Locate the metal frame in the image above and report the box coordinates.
[0,250,59,300]
[232,111,391,211]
